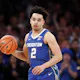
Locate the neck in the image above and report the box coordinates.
[32,28,44,37]
[32,28,44,34]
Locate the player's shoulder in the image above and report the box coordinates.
[25,33,29,42]
[44,31,56,43]
[45,31,55,38]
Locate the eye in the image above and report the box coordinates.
[37,18,41,22]
[32,18,36,21]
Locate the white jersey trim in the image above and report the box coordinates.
[31,29,46,39]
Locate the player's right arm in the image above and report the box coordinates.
[12,34,29,63]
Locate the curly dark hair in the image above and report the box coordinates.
[29,6,49,20]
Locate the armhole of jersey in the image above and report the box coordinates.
[25,33,29,42]
[43,30,49,44]
[25,31,32,42]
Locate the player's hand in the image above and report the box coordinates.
[32,65,45,75]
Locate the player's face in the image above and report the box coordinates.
[30,13,45,31]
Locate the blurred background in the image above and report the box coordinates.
[0,0,80,80]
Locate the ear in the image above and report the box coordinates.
[43,20,45,25]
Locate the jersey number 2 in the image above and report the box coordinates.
[31,48,36,58]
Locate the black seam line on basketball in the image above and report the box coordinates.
[0,39,13,51]
[7,39,13,53]
[14,39,16,49]
[13,39,16,49]
[1,37,13,41]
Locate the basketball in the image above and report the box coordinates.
[0,35,18,55]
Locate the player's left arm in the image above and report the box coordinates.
[42,31,62,68]
[32,32,62,75]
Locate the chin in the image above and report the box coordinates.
[34,29,39,31]
[34,28,39,31]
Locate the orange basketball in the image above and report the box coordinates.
[0,35,18,55]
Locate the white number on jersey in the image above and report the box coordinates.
[31,48,36,58]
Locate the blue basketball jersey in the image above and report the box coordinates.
[26,29,59,80]
[26,29,50,68]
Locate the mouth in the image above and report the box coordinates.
[34,25,38,28]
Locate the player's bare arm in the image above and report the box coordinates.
[42,32,62,68]
[12,34,29,63]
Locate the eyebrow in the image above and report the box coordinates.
[32,17,42,20]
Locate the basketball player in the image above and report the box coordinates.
[12,6,62,80]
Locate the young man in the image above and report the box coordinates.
[12,6,62,80]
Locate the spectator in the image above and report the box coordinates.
[76,52,80,80]
[6,55,20,80]
[59,39,70,49]
[58,48,77,80]
[70,39,80,61]
[18,60,29,80]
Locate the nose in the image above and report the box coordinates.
[34,20,38,24]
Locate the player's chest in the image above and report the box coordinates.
[26,36,44,47]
